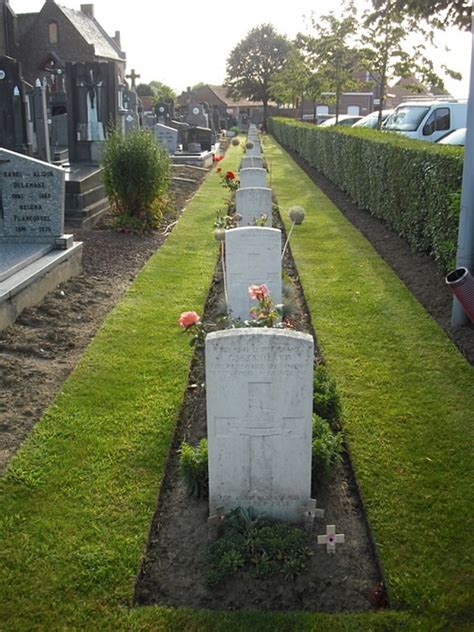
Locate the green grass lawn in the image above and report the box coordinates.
[0,137,471,631]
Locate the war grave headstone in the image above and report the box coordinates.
[225,226,282,322]
[236,187,273,227]
[154,123,178,154]
[0,148,82,330]
[239,167,267,189]
[206,328,314,521]
[241,156,264,170]
[246,142,262,158]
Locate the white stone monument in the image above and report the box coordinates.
[154,123,178,154]
[206,328,314,522]
[241,156,264,170]
[225,227,282,322]
[236,187,272,226]
[239,167,267,189]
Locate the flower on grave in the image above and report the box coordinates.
[216,167,222,173]
[225,170,236,180]
[178,311,207,348]
[248,283,269,301]
[213,154,224,163]
[178,311,201,329]
[219,169,239,193]
[289,206,306,225]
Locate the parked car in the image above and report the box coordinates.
[319,114,364,127]
[383,100,467,142]
[352,109,394,128]
[436,127,466,146]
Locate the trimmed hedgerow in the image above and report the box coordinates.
[269,117,463,271]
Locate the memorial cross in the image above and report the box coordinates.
[317,525,345,554]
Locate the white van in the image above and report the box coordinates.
[383,100,467,142]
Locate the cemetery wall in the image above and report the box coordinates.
[269,116,463,272]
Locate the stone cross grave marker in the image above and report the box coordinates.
[154,123,178,154]
[225,226,282,322]
[317,525,345,554]
[241,156,264,170]
[239,167,267,189]
[206,328,314,522]
[0,148,65,244]
[236,187,272,227]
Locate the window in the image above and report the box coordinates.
[423,108,450,136]
[48,21,59,45]
[347,105,360,116]
[316,105,329,116]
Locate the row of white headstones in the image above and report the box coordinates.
[205,128,344,552]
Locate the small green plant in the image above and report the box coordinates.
[102,128,170,232]
[251,213,269,227]
[312,414,343,475]
[313,365,342,423]
[179,439,209,497]
[208,507,312,586]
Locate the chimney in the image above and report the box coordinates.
[80,4,94,18]
[113,30,121,48]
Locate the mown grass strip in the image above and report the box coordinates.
[265,135,474,623]
[0,140,459,631]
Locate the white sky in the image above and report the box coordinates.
[13,0,472,97]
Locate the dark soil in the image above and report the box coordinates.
[284,146,474,366]
[0,163,212,475]
[134,210,384,613]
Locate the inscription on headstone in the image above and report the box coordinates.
[154,123,178,154]
[239,167,267,189]
[0,148,65,243]
[225,227,282,322]
[206,329,314,521]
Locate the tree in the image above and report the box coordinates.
[149,81,176,104]
[300,4,362,123]
[269,42,312,118]
[381,0,471,30]
[225,24,289,129]
[136,83,153,97]
[361,0,461,127]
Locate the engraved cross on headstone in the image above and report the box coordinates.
[229,242,280,299]
[216,381,306,497]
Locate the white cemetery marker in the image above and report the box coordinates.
[241,156,264,170]
[246,142,262,158]
[225,227,282,322]
[236,187,273,226]
[301,498,325,532]
[206,328,314,522]
[239,167,267,189]
[317,525,345,554]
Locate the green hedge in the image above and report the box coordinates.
[269,117,463,271]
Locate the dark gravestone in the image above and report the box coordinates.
[0,56,28,154]
[169,120,190,150]
[187,126,212,152]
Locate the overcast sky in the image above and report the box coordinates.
[14,0,471,96]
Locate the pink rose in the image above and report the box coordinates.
[248,284,269,301]
[178,311,201,328]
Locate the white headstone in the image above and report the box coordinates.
[236,187,272,226]
[241,156,264,170]
[225,226,282,322]
[239,167,267,189]
[246,142,261,157]
[154,123,178,154]
[206,328,314,521]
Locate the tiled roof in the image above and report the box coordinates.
[208,85,267,108]
[58,4,125,61]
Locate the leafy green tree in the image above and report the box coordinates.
[149,81,176,104]
[269,42,312,118]
[136,83,153,97]
[383,0,471,30]
[361,0,461,127]
[300,4,362,122]
[225,24,289,129]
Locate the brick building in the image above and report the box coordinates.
[9,0,125,84]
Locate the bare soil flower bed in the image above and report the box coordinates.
[134,210,385,613]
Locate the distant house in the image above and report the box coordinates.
[386,77,450,108]
[177,85,278,129]
[11,0,125,84]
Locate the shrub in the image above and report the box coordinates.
[208,508,312,586]
[179,439,208,497]
[102,128,170,231]
[313,365,342,423]
[269,117,463,271]
[312,414,343,475]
